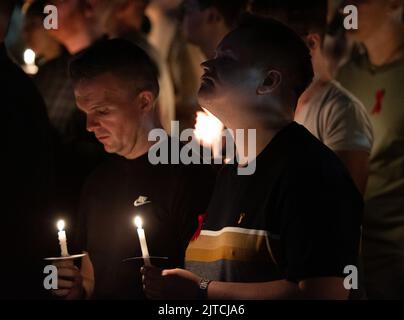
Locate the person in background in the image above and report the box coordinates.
[35,0,102,136]
[182,0,248,59]
[33,0,106,236]
[22,0,62,65]
[337,0,404,299]
[1,0,54,299]
[249,0,373,194]
[322,0,356,78]
[146,0,205,132]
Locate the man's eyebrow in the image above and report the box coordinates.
[89,103,108,111]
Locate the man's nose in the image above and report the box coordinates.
[86,116,98,132]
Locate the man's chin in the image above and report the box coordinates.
[102,144,116,154]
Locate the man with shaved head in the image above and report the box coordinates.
[142,16,363,300]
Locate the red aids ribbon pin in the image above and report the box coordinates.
[372,89,385,114]
[191,213,206,241]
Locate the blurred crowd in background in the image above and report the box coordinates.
[1,0,404,299]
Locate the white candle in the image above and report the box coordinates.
[134,216,151,266]
[57,220,69,257]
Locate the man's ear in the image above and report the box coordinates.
[136,91,155,113]
[305,33,321,52]
[257,70,282,95]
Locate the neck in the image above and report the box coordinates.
[297,50,331,110]
[43,43,62,62]
[363,24,404,66]
[124,119,160,160]
[125,138,155,160]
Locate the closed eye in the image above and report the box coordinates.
[96,108,109,116]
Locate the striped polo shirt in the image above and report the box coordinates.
[186,122,362,284]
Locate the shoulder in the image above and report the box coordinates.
[319,82,373,151]
[280,124,349,179]
[321,81,368,120]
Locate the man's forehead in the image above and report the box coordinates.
[218,29,257,58]
[75,73,121,93]
[74,78,120,105]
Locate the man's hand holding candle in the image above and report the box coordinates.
[51,259,85,300]
[141,266,202,300]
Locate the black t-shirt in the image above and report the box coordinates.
[76,140,215,299]
[186,122,363,284]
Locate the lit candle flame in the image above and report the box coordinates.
[24,49,36,65]
[57,219,65,231]
[194,109,224,147]
[134,216,143,229]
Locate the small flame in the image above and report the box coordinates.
[57,220,65,231]
[194,109,224,147]
[24,49,36,65]
[134,216,143,229]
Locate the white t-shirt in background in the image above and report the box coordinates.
[295,80,373,153]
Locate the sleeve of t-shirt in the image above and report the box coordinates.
[278,164,362,283]
[321,91,373,152]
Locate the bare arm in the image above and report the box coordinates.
[208,277,349,300]
[142,267,349,300]
[334,150,369,195]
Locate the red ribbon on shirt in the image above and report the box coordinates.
[191,213,206,241]
[372,89,385,114]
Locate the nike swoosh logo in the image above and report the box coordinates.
[134,196,151,207]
